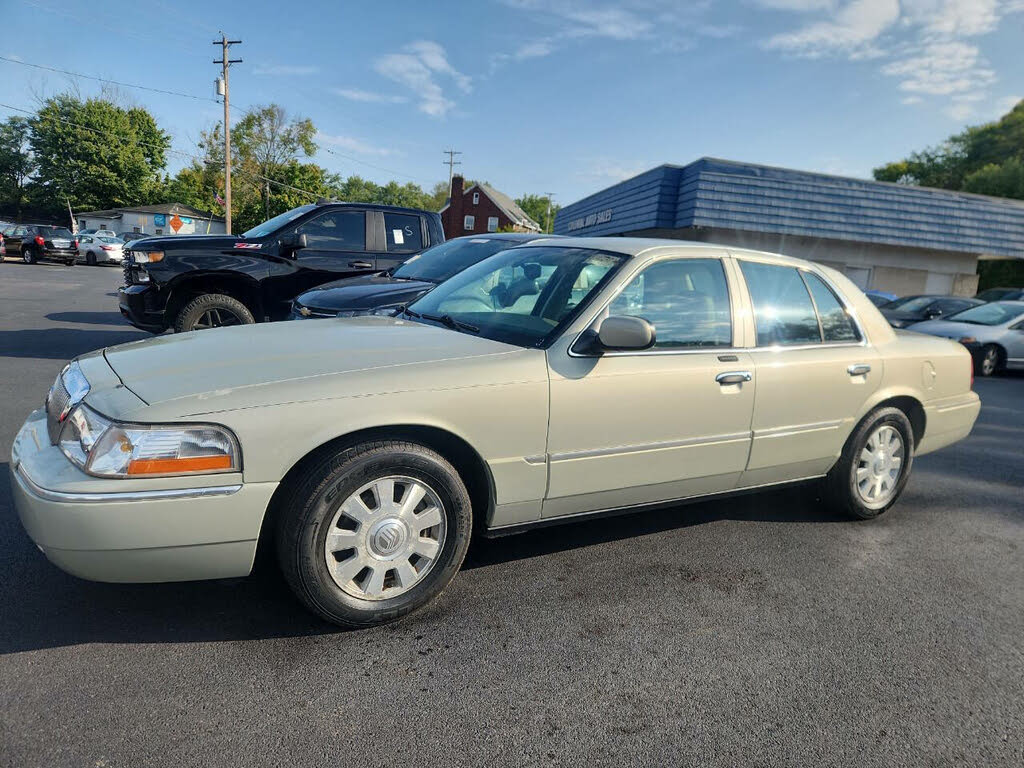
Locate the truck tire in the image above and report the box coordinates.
[173,293,255,333]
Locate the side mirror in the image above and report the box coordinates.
[574,315,656,354]
[280,232,307,253]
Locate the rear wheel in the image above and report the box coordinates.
[173,293,255,332]
[86,251,97,266]
[277,441,473,627]
[823,407,914,520]
[22,247,36,264]
[976,344,1001,377]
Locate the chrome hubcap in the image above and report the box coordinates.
[323,476,446,601]
[856,425,904,506]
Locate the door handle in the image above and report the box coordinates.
[348,260,373,269]
[716,371,752,385]
[847,364,871,376]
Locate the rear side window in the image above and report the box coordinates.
[739,261,820,346]
[384,213,423,253]
[297,211,365,250]
[609,258,732,348]
[803,272,860,342]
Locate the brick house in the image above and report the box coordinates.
[440,175,541,239]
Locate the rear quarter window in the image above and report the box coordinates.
[384,213,423,253]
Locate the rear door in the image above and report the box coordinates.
[7,226,27,252]
[736,259,880,487]
[373,211,427,273]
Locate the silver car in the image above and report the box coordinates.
[908,300,1024,376]
[10,239,980,627]
[77,234,125,266]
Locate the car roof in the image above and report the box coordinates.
[514,236,817,267]
[317,201,436,216]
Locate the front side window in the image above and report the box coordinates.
[803,272,860,342]
[464,215,475,230]
[487,216,499,232]
[739,261,820,346]
[608,258,732,348]
[383,213,423,253]
[297,210,365,250]
[408,246,626,348]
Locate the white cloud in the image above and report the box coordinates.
[992,94,1022,116]
[374,41,469,117]
[252,64,319,76]
[760,0,1020,119]
[332,88,407,104]
[504,0,652,41]
[577,159,646,182]
[318,133,395,156]
[764,0,899,56]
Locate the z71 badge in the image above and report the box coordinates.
[233,242,262,249]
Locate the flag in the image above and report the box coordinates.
[215,192,226,207]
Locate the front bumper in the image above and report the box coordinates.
[10,408,277,583]
[118,284,166,332]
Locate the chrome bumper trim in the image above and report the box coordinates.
[14,463,242,504]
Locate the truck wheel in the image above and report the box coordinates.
[823,406,914,520]
[174,293,255,332]
[22,247,36,264]
[277,440,473,628]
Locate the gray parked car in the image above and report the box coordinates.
[908,300,1024,376]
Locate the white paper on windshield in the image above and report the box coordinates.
[392,229,404,244]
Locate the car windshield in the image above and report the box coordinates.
[884,296,934,312]
[393,237,524,283]
[41,227,74,239]
[406,246,627,348]
[242,205,317,238]
[946,302,1024,326]
[98,236,121,244]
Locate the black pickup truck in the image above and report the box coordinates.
[118,202,444,333]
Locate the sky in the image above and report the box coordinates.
[1,0,1022,206]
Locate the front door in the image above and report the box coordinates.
[544,256,755,519]
[736,260,881,486]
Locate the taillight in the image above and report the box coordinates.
[73,239,79,248]
[100,245,114,251]
[34,235,45,246]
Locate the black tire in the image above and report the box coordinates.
[173,293,255,332]
[975,344,1001,377]
[823,406,915,520]
[86,251,96,266]
[277,441,473,628]
[22,247,36,264]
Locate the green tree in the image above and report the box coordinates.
[233,105,316,220]
[873,98,1024,198]
[515,193,560,232]
[29,94,169,213]
[0,116,36,219]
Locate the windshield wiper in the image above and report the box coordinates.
[421,312,479,333]
[397,305,421,319]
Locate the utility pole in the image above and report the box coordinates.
[544,192,557,233]
[213,34,242,234]
[443,149,462,195]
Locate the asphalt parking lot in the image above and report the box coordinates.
[0,260,1021,767]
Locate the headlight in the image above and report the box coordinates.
[57,404,240,478]
[132,250,164,264]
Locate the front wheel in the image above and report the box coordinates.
[173,293,255,332]
[22,247,36,264]
[277,441,473,627]
[976,345,1001,377]
[823,407,914,520]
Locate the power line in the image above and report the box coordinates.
[0,55,219,103]
[443,148,463,194]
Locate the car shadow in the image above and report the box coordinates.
[0,468,836,655]
[0,328,147,359]
[45,311,132,327]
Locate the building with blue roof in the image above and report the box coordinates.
[554,158,1024,296]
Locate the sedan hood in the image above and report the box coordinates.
[296,274,435,312]
[103,315,517,411]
